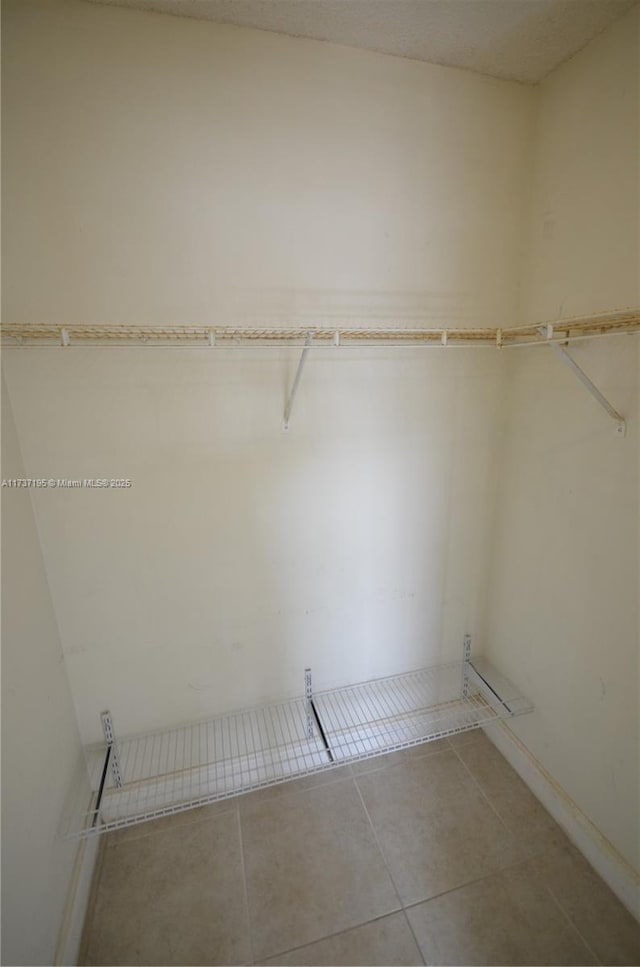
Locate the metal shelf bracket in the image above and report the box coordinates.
[461,634,472,698]
[539,328,626,436]
[283,334,313,431]
[305,667,314,738]
[101,710,122,789]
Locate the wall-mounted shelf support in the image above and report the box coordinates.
[91,745,112,829]
[540,328,626,436]
[100,710,122,789]
[283,334,313,431]
[305,667,314,738]
[461,634,471,698]
[304,666,335,761]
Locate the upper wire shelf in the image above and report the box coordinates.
[62,655,532,839]
[2,307,638,350]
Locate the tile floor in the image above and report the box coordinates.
[80,730,640,966]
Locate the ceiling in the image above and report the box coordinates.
[89,0,638,83]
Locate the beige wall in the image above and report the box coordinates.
[2,0,531,330]
[2,0,532,743]
[485,5,639,870]
[1,376,90,965]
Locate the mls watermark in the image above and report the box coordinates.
[2,478,133,489]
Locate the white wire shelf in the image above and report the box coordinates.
[3,306,639,349]
[63,657,532,839]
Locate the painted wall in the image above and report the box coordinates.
[2,0,530,331]
[485,6,639,870]
[1,376,91,965]
[2,0,532,742]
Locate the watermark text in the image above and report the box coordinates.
[2,478,133,489]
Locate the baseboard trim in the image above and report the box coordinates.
[484,720,640,921]
[54,834,100,966]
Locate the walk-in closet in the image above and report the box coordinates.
[2,0,640,964]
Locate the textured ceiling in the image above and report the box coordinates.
[88,0,638,83]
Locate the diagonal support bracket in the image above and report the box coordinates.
[539,328,626,436]
[303,666,335,762]
[283,334,313,431]
[101,710,123,789]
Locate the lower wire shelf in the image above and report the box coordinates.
[64,655,532,839]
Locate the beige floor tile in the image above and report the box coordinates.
[349,749,411,774]
[356,750,526,905]
[237,764,353,811]
[447,728,490,749]
[406,863,597,965]
[240,778,400,961]
[455,735,567,853]
[404,736,451,756]
[258,912,424,966]
[350,738,450,775]
[84,810,251,965]
[533,842,640,965]
[105,798,238,846]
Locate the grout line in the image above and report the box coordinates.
[352,777,425,965]
[106,802,238,847]
[402,859,538,912]
[400,908,427,966]
[449,745,587,895]
[236,768,356,813]
[356,740,556,913]
[447,731,484,750]
[350,738,454,777]
[451,740,562,865]
[541,881,602,965]
[235,804,256,967]
[256,908,425,966]
[450,741,522,839]
[352,777,404,906]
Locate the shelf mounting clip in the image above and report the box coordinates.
[538,328,626,436]
[461,634,472,699]
[283,334,313,431]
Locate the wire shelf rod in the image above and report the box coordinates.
[4,329,638,351]
[2,307,638,350]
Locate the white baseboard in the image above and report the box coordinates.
[54,834,101,966]
[484,720,640,921]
